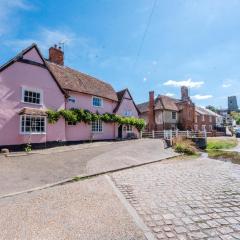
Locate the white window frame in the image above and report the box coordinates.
[209,125,213,131]
[124,124,133,132]
[21,87,43,105]
[209,116,212,122]
[92,96,103,108]
[172,112,177,120]
[20,115,46,135]
[194,124,198,131]
[91,119,103,133]
[202,115,205,121]
[202,125,206,132]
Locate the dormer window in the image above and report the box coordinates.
[92,97,103,107]
[22,87,42,105]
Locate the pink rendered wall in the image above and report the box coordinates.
[115,91,140,138]
[65,92,117,141]
[115,91,139,118]
[0,49,66,146]
[23,48,44,64]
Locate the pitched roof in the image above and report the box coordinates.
[47,61,118,101]
[0,43,66,96]
[158,95,179,111]
[196,106,217,116]
[114,88,140,114]
[0,43,118,101]
[19,108,47,116]
[137,95,179,113]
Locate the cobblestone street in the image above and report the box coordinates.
[110,157,240,239]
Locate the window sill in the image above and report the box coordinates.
[20,132,46,135]
[21,101,43,106]
[91,131,103,134]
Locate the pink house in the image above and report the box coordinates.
[0,44,140,150]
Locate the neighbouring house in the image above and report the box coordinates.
[194,107,217,132]
[137,86,195,131]
[0,44,140,150]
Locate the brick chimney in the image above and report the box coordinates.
[49,44,64,65]
[181,86,190,101]
[148,91,155,131]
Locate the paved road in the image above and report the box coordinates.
[0,176,146,240]
[0,139,177,196]
[111,156,240,239]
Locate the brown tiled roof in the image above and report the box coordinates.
[19,108,47,116]
[137,95,179,113]
[47,61,118,101]
[158,95,179,111]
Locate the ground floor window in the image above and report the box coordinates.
[209,125,213,131]
[91,119,103,132]
[124,124,133,132]
[202,125,206,131]
[20,115,46,134]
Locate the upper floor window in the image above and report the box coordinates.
[202,115,205,121]
[209,116,212,122]
[92,119,103,132]
[22,87,42,105]
[92,97,103,107]
[20,115,46,134]
[68,96,76,103]
[172,112,177,120]
[124,110,132,117]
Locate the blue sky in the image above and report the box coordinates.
[0,0,240,108]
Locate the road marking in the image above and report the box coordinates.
[105,175,156,240]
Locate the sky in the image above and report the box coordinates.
[0,0,240,108]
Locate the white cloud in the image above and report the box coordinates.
[5,28,75,51]
[222,83,232,88]
[165,93,175,97]
[0,0,33,36]
[163,78,204,88]
[191,94,213,100]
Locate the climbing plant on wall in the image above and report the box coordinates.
[47,109,145,131]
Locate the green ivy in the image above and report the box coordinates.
[47,109,145,131]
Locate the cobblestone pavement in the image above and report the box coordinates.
[110,157,240,239]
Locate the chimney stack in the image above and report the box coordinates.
[148,91,155,131]
[181,86,190,101]
[49,44,64,65]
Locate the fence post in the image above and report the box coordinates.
[170,130,173,145]
[187,130,189,138]
[140,131,143,139]
[152,130,155,139]
[204,129,207,139]
[176,129,178,137]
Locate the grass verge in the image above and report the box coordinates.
[207,137,237,150]
[207,150,240,164]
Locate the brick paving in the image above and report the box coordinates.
[110,157,240,239]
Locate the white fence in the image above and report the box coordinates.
[141,130,211,140]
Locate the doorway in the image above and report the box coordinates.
[118,125,123,139]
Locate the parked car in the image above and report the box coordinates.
[235,128,240,138]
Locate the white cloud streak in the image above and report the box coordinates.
[191,94,213,100]
[165,93,175,97]
[0,0,33,36]
[163,78,204,88]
